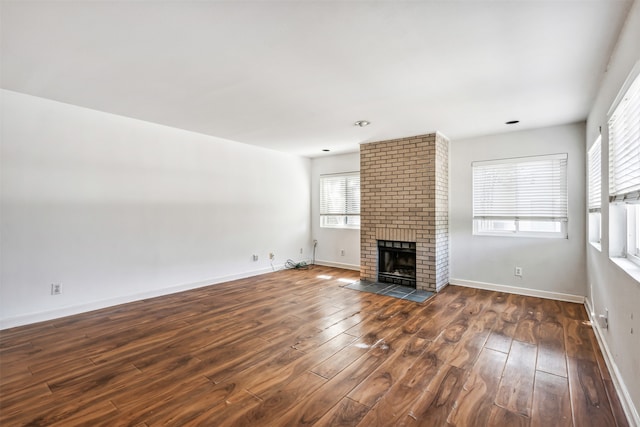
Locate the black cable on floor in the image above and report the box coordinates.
[285,259,310,270]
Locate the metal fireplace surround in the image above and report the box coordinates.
[377,240,417,288]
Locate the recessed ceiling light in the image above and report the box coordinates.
[322,149,330,152]
[354,120,370,127]
[505,120,520,125]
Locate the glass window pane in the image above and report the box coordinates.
[472,154,568,238]
[320,215,346,227]
[589,212,601,244]
[519,220,561,233]
[319,172,360,229]
[627,204,640,259]
[476,219,516,232]
[346,215,360,226]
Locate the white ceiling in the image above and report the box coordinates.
[1,1,633,157]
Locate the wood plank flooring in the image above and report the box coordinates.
[0,266,629,426]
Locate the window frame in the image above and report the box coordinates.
[608,62,640,270]
[472,153,569,238]
[627,204,640,267]
[587,136,602,247]
[608,63,640,202]
[319,171,361,229]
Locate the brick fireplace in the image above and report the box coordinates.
[360,133,449,292]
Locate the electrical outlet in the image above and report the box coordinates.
[269,252,275,260]
[51,283,62,295]
[514,267,523,277]
[340,249,345,256]
[598,308,609,330]
[252,254,258,261]
[300,248,303,254]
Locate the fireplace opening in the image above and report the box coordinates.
[377,240,417,288]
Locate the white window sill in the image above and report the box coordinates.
[589,241,602,252]
[320,226,360,230]
[610,257,640,284]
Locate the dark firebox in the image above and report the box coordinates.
[377,240,416,288]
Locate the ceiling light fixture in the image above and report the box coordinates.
[505,120,520,125]
[354,120,370,127]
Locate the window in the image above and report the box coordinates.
[609,65,640,267]
[588,137,602,246]
[472,153,568,238]
[609,71,640,202]
[627,204,640,266]
[319,172,360,229]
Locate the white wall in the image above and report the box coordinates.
[0,90,311,328]
[310,152,360,270]
[585,0,640,421]
[449,123,587,299]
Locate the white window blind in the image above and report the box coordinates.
[319,172,360,228]
[473,153,568,222]
[588,137,602,212]
[609,70,640,202]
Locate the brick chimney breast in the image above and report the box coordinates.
[360,133,449,291]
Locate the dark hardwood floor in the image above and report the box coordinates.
[0,266,629,426]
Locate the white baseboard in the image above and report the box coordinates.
[314,260,360,271]
[0,267,275,330]
[585,298,639,427]
[448,278,585,303]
